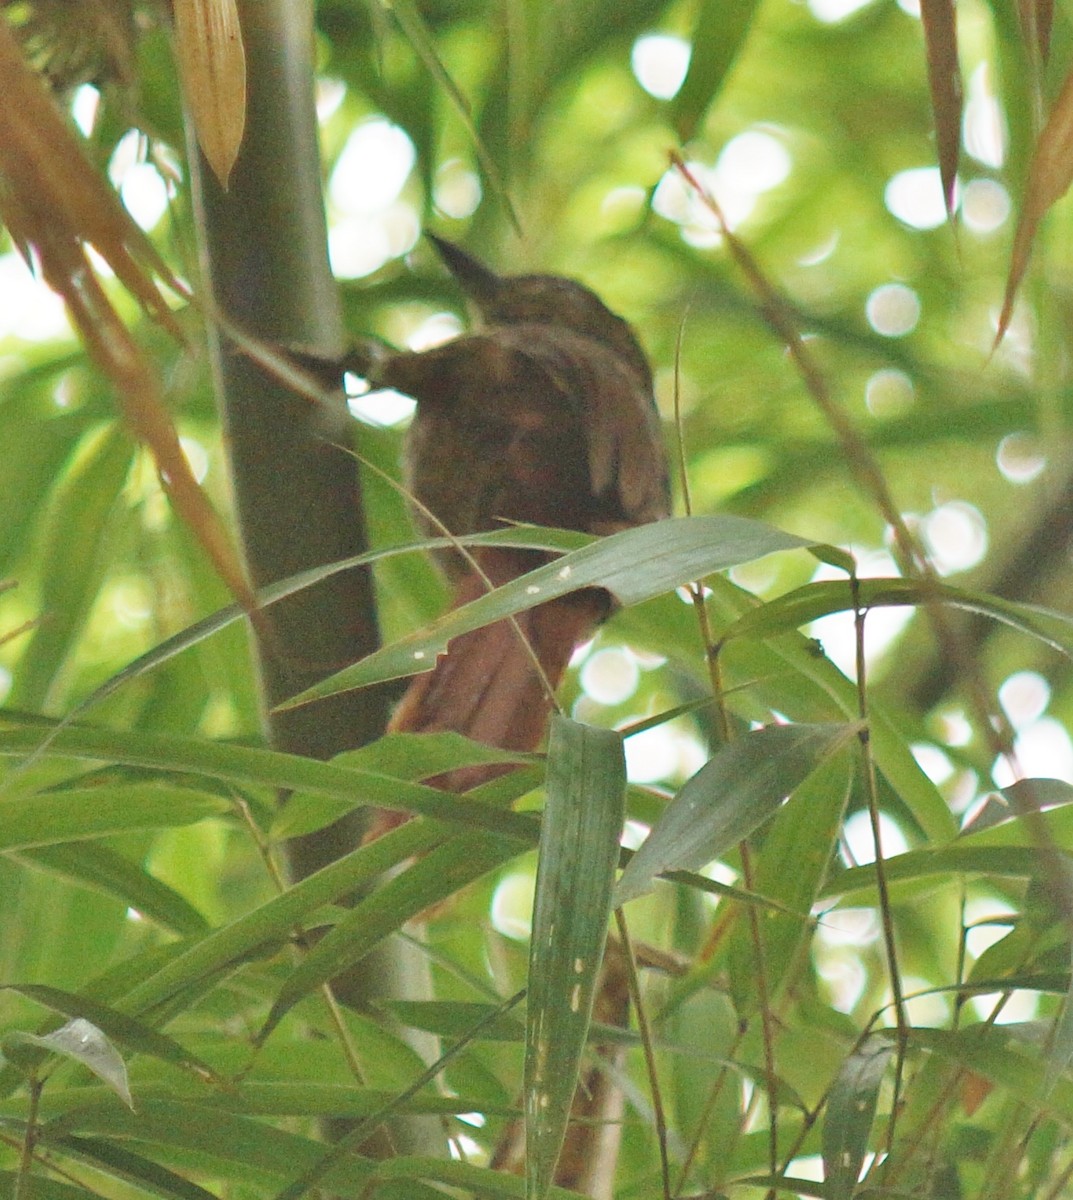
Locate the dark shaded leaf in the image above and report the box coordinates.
[822,1035,894,1200]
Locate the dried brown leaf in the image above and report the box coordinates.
[0,19,183,332]
[0,20,254,617]
[172,0,247,189]
[920,0,962,219]
[996,63,1073,345]
[1017,0,1054,66]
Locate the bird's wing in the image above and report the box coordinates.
[540,329,671,529]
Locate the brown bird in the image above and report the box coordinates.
[356,236,670,792]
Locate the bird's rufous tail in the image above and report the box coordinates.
[377,549,608,810]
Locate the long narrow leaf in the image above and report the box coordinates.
[261,831,522,1041]
[37,1137,219,1200]
[672,0,762,141]
[121,819,446,1015]
[0,784,230,849]
[0,722,537,841]
[717,577,1073,659]
[525,718,626,1200]
[283,516,826,706]
[14,844,210,935]
[726,753,852,1015]
[822,1036,894,1200]
[997,62,1073,342]
[615,723,859,907]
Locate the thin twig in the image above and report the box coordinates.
[614,909,672,1200]
[14,1075,43,1200]
[850,578,907,1166]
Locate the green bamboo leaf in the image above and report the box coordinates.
[70,778,522,1032]
[271,733,533,839]
[961,778,1073,835]
[271,991,527,1200]
[615,723,859,907]
[14,843,210,935]
[0,372,91,574]
[388,0,520,233]
[188,1082,498,1118]
[0,984,219,1083]
[14,526,589,760]
[0,783,230,849]
[717,578,1073,660]
[0,1173,101,1200]
[726,753,852,1015]
[329,731,535,782]
[912,1025,1073,1120]
[283,515,826,707]
[375,1155,610,1197]
[45,1136,220,1200]
[524,717,626,1200]
[43,1100,340,1183]
[825,844,1066,900]
[261,829,523,1043]
[122,819,442,1016]
[672,0,762,141]
[826,798,1073,902]
[7,424,133,711]
[0,719,538,840]
[822,1035,894,1200]
[384,999,526,1042]
[698,576,956,845]
[5,1019,133,1109]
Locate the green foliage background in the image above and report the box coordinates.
[2,0,1073,1197]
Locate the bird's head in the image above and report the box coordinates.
[428,234,651,388]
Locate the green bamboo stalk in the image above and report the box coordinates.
[185,0,443,1158]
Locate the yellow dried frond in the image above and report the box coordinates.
[172,0,247,189]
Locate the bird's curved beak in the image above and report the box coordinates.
[427,233,502,310]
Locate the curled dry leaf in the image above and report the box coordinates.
[996,63,1073,346]
[172,0,247,189]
